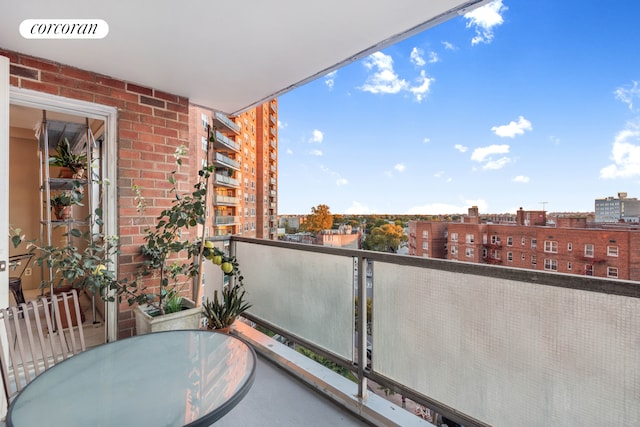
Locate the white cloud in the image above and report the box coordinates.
[464,0,507,45]
[325,70,337,90]
[491,116,533,138]
[320,165,348,186]
[410,47,426,67]
[471,144,510,163]
[423,137,431,144]
[600,120,640,178]
[394,163,406,172]
[406,199,488,215]
[513,175,530,183]
[471,144,511,170]
[428,51,439,63]
[454,144,468,153]
[614,81,640,111]
[434,171,444,178]
[442,41,456,50]
[360,51,434,102]
[310,149,323,156]
[286,148,293,154]
[409,70,434,102]
[345,201,376,215]
[278,120,287,129]
[483,157,511,170]
[309,129,323,143]
[360,52,408,94]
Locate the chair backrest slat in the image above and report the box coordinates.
[0,289,87,405]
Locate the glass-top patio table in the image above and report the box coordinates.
[7,329,256,427]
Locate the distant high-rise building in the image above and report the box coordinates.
[595,192,640,223]
[189,100,278,239]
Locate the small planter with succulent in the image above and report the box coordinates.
[49,137,87,178]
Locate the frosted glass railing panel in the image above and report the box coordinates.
[372,262,640,426]
[235,241,354,359]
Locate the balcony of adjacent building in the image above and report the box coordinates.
[200,236,639,427]
[213,193,239,207]
[212,152,241,171]
[213,215,240,226]
[211,130,241,153]
[211,111,241,135]
[214,172,241,188]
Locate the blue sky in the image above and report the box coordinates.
[277,0,640,215]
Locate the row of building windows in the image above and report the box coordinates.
[445,244,620,278]
[443,233,619,258]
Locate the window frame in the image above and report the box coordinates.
[584,244,594,258]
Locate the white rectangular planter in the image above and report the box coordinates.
[134,298,202,335]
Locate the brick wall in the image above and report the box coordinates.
[1,49,193,338]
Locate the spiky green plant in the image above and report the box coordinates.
[202,284,252,330]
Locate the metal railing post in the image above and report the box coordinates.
[356,255,368,400]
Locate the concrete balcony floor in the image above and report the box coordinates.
[217,354,371,427]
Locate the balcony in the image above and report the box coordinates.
[211,130,240,152]
[214,173,240,188]
[212,152,241,170]
[213,194,239,206]
[211,111,241,135]
[213,215,239,225]
[207,236,639,427]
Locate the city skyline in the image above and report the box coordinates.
[277,0,640,215]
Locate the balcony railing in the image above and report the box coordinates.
[211,130,240,152]
[214,173,240,188]
[212,111,241,135]
[213,194,239,206]
[213,215,239,225]
[212,237,640,427]
[213,152,240,170]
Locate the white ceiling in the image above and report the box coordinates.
[1,0,489,115]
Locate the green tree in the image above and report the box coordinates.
[302,204,333,234]
[363,223,407,252]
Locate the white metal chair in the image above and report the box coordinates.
[0,289,86,405]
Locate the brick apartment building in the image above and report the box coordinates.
[409,206,640,282]
[189,103,278,240]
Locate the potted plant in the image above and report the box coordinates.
[109,145,248,334]
[50,189,83,220]
[202,284,251,333]
[202,250,251,333]
[49,137,87,178]
[10,207,120,326]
